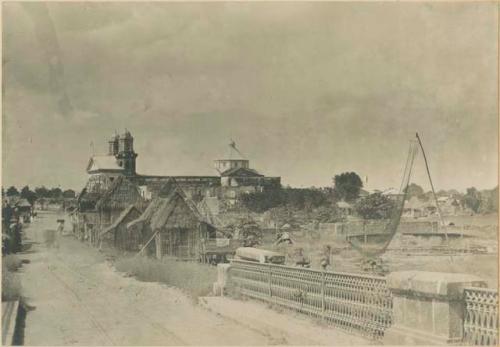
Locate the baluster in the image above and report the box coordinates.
[268,264,272,299]
[321,270,326,321]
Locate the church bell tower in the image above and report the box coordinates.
[116,130,138,176]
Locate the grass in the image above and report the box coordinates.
[114,255,217,299]
[2,260,22,301]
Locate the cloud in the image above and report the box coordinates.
[20,3,74,118]
[2,2,498,190]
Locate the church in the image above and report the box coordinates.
[75,130,280,253]
[84,130,281,202]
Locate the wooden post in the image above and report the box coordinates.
[155,233,162,259]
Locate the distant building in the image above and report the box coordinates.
[214,142,250,173]
[15,198,33,223]
[337,201,353,216]
[381,188,403,201]
[403,197,438,218]
[215,142,280,206]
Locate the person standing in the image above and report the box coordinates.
[57,220,65,236]
[320,245,331,270]
[9,218,22,253]
[275,231,293,245]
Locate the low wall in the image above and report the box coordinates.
[215,262,499,345]
[223,260,392,339]
[319,221,440,240]
[384,271,491,345]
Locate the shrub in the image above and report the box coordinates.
[354,193,396,220]
[241,187,333,213]
[114,256,217,299]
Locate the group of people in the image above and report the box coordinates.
[274,230,332,270]
[293,245,332,270]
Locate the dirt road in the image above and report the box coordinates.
[19,211,271,346]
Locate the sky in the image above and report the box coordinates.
[2,2,498,192]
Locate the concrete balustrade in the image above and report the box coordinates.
[383,271,487,345]
[213,263,495,345]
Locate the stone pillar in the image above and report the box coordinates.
[384,271,487,345]
[213,263,231,296]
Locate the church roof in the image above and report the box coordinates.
[220,167,263,177]
[87,156,123,173]
[215,141,247,161]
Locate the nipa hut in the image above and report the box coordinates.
[16,199,33,223]
[99,205,142,251]
[95,176,145,227]
[129,182,216,260]
[74,187,101,242]
[127,197,165,254]
[403,196,426,218]
[76,176,144,245]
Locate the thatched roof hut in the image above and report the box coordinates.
[149,187,210,229]
[127,181,178,235]
[75,176,146,242]
[95,176,144,211]
[126,179,182,234]
[127,181,216,259]
[127,198,164,231]
[99,205,142,251]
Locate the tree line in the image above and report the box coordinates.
[241,172,390,219]
[241,171,498,219]
[2,185,77,205]
[405,182,498,214]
